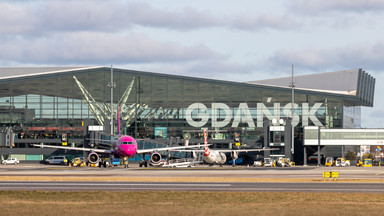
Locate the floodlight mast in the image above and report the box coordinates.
[290,65,295,158]
[108,65,116,134]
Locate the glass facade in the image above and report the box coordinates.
[0,67,363,150]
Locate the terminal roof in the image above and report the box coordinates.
[0,66,103,79]
[247,68,375,106]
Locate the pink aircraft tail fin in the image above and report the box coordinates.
[203,129,210,156]
[117,105,121,136]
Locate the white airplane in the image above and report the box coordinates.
[174,129,277,166]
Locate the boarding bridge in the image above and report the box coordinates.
[303,126,384,165]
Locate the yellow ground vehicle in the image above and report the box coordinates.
[363,159,372,167]
[276,158,292,167]
[325,157,334,166]
[284,158,292,167]
[69,157,86,167]
[357,158,372,167]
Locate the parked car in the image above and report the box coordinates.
[45,156,66,165]
[2,158,19,165]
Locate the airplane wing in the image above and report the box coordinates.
[86,138,114,143]
[33,144,113,154]
[214,148,279,153]
[136,144,207,154]
[171,147,278,153]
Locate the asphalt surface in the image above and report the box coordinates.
[1,164,384,179]
[1,181,384,193]
[1,164,384,192]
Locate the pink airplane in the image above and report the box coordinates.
[33,107,204,167]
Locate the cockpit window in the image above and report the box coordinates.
[121,141,135,145]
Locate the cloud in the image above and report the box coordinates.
[290,0,384,14]
[0,32,224,65]
[265,41,384,72]
[126,4,222,30]
[0,0,309,35]
[0,2,39,35]
[186,60,257,78]
[0,1,224,35]
[230,14,298,31]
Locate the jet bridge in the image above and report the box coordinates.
[303,126,384,165]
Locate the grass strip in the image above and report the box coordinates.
[1,190,384,216]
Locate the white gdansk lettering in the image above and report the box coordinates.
[186,102,323,128]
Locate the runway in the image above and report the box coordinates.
[1,164,384,179]
[1,164,384,192]
[1,181,384,193]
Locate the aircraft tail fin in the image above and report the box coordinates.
[203,129,210,156]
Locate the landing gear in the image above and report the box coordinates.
[139,161,148,167]
[139,153,148,168]
[231,151,238,167]
[124,158,129,168]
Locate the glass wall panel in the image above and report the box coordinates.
[152,77,167,104]
[137,76,152,105]
[366,132,377,139]
[230,85,247,102]
[183,80,199,103]
[199,82,214,102]
[354,132,366,139]
[377,132,384,139]
[214,84,230,103]
[342,132,354,139]
[247,87,262,102]
[331,132,342,139]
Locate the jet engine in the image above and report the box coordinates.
[150,152,162,165]
[87,152,100,164]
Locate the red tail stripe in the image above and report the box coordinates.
[204,129,210,156]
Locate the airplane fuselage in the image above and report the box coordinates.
[203,151,227,165]
[114,135,138,158]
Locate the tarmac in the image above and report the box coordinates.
[1,163,384,182]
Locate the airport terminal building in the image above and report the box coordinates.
[0,67,375,164]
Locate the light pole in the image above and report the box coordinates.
[107,65,116,135]
[289,65,295,161]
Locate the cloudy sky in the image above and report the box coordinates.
[1,0,383,127]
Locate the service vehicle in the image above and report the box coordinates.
[363,158,373,167]
[357,158,372,167]
[276,157,290,167]
[111,158,121,167]
[2,158,19,165]
[263,158,273,167]
[325,157,334,166]
[253,160,263,167]
[284,158,292,167]
[335,157,350,167]
[45,156,66,165]
[69,157,86,167]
